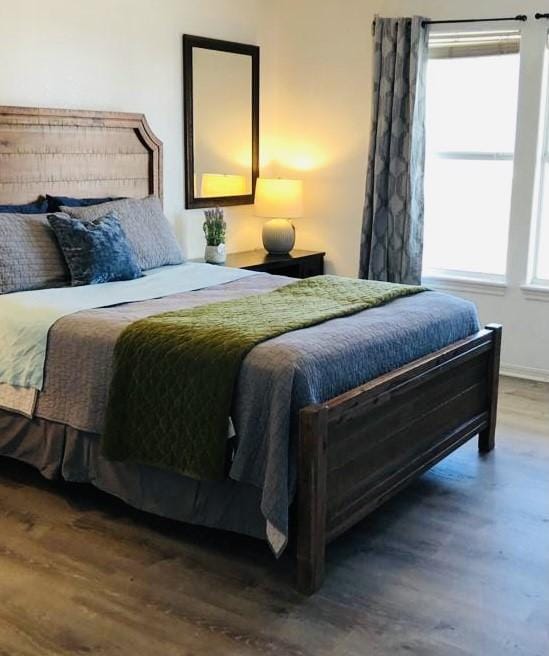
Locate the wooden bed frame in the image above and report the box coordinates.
[297,323,502,594]
[0,106,502,596]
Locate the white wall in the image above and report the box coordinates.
[0,0,277,257]
[274,0,549,380]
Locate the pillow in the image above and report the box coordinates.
[0,198,48,214]
[47,212,143,286]
[46,194,122,212]
[0,213,69,294]
[61,196,183,271]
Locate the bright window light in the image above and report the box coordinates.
[423,51,520,278]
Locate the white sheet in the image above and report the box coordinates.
[0,263,256,392]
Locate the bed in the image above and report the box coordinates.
[0,106,502,594]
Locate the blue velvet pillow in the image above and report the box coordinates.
[47,212,142,286]
[0,198,48,214]
[46,195,123,212]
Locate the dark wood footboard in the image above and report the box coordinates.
[296,324,502,595]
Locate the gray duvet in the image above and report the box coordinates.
[16,273,480,552]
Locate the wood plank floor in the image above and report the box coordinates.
[0,376,547,655]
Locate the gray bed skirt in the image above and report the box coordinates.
[0,409,267,541]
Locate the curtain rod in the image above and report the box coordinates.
[422,15,527,28]
[535,13,549,19]
[372,15,528,34]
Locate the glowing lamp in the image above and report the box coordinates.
[254,178,303,254]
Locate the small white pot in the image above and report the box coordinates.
[205,243,226,264]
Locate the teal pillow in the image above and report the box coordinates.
[47,212,142,286]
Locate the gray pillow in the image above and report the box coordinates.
[61,196,183,271]
[0,212,69,294]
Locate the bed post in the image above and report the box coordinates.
[478,323,503,453]
[297,405,328,595]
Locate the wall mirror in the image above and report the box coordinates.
[183,35,259,209]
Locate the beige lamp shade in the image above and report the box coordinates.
[201,173,247,197]
[254,178,304,218]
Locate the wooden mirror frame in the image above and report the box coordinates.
[183,34,259,209]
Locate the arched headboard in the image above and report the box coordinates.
[0,106,163,204]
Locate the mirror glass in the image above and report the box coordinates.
[193,48,252,198]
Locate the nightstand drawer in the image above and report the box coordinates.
[298,254,324,278]
[248,262,302,277]
[248,254,324,279]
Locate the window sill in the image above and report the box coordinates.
[422,274,507,297]
[520,283,549,302]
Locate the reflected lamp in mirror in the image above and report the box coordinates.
[201,173,247,198]
[254,178,303,255]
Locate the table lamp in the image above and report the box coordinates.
[254,178,303,254]
[201,173,247,198]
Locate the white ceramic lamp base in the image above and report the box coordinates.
[262,218,295,255]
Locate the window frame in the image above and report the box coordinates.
[529,52,549,289]
[422,21,549,298]
[422,45,520,285]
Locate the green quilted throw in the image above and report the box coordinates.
[102,275,426,480]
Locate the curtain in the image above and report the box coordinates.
[359,16,429,285]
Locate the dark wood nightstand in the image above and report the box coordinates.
[221,249,325,278]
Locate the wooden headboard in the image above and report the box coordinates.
[0,106,163,204]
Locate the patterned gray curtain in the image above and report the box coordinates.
[359,16,429,284]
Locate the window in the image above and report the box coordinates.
[533,42,549,284]
[423,31,521,280]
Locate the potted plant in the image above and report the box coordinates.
[203,208,227,264]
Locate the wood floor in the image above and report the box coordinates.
[0,376,547,655]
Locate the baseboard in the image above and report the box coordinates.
[500,363,549,383]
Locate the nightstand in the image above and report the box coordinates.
[218,249,325,278]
